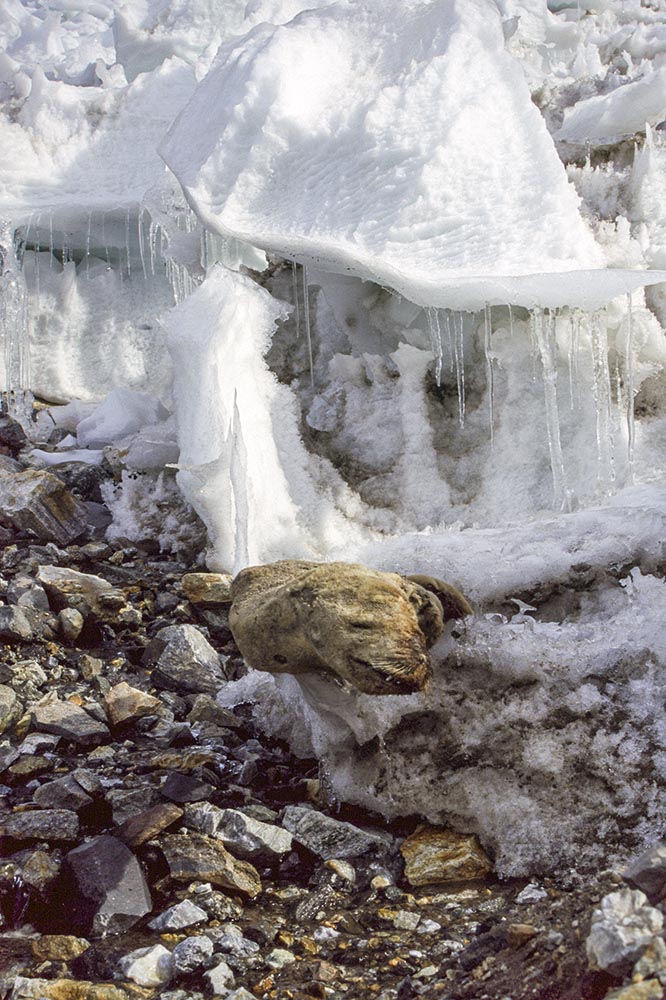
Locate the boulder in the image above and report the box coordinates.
[586,888,663,977]
[0,469,88,545]
[159,831,262,898]
[281,804,392,860]
[229,560,471,695]
[400,826,493,886]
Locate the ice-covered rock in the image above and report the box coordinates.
[76,389,169,449]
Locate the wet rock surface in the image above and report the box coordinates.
[0,532,661,1000]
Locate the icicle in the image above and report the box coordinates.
[291,260,300,343]
[453,312,465,428]
[301,264,314,388]
[148,217,157,276]
[590,309,615,492]
[101,213,111,268]
[567,308,576,410]
[137,210,147,280]
[528,310,539,382]
[0,221,32,425]
[508,303,514,339]
[444,309,454,373]
[85,211,92,278]
[125,209,131,278]
[625,292,635,475]
[427,308,443,385]
[534,308,569,511]
[48,213,54,269]
[484,303,494,445]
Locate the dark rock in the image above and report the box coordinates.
[117,803,184,849]
[161,772,215,804]
[107,786,159,826]
[33,775,94,813]
[50,462,110,504]
[184,802,292,862]
[186,694,241,730]
[172,934,214,974]
[0,606,33,642]
[0,415,28,454]
[281,805,393,860]
[6,576,49,611]
[0,469,89,545]
[0,808,79,843]
[31,700,110,746]
[62,834,152,937]
[0,685,20,734]
[151,625,227,695]
[624,843,666,903]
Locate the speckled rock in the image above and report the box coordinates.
[400,826,493,886]
[181,572,233,605]
[172,935,214,974]
[586,889,664,976]
[31,936,91,962]
[282,804,391,860]
[160,831,262,898]
[0,606,33,642]
[624,843,666,903]
[0,808,79,842]
[185,802,293,861]
[150,625,227,695]
[31,700,110,746]
[104,681,161,727]
[0,469,89,545]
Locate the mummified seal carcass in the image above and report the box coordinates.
[228,560,472,695]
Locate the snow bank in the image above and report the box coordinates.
[161,0,665,311]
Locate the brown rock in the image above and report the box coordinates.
[11,978,133,1000]
[160,831,262,898]
[0,469,89,545]
[31,936,91,962]
[605,982,665,1000]
[36,565,123,620]
[118,803,184,848]
[229,560,470,696]
[31,699,110,746]
[104,682,161,727]
[506,923,538,947]
[181,572,233,605]
[400,826,493,886]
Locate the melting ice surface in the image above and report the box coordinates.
[5,0,666,874]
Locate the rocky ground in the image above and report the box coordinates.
[1,413,666,1000]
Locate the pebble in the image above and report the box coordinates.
[204,959,235,994]
[515,883,549,904]
[31,936,91,962]
[57,608,84,642]
[266,947,297,969]
[181,572,233,606]
[624,843,666,903]
[148,899,208,931]
[118,943,175,986]
[172,934,214,973]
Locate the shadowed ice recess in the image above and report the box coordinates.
[3,0,666,874]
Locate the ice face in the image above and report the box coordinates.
[161,0,666,311]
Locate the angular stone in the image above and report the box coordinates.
[185,802,292,861]
[118,802,184,849]
[31,700,110,746]
[104,682,161,727]
[31,936,91,962]
[229,560,471,695]
[266,948,296,969]
[624,843,666,903]
[22,849,61,890]
[161,772,215,804]
[0,414,28,453]
[172,934,214,974]
[118,944,174,987]
[400,826,493,886]
[57,608,84,642]
[0,606,33,642]
[0,808,79,842]
[63,834,152,937]
[36,565,123,619]
[586,888,663,976]
[11,979,130,1000]
[108,786,160,826]
[148,899,208,931]
[0,684,20,734]
[605,982,665,1000]
[205,960,235,995]
[6,576,50,611]
[160,831,262,898]
[633,936,666,979]
[282,805,391,860]
[0,469,89,545]
[33,775,94,813]
[151,625,227,695]
[187,694,241,730]
[182,572,233,606]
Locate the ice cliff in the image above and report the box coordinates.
[3,0,666,874]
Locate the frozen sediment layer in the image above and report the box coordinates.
[220,483,666,875]
[161,0,666,311]
[557,67,666,146]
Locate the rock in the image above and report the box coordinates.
[160,831,262,898]
[57,608,84,642]
[172,935,214,974]
[31,936,91,962]
[181,572,233,605]
[325,859,356,883]
[400,827,493,886]
[634,935,666,979]
[118,944,174,987]
[151,625,227,695]
[204,960,235,995]
[0,470,89,545]
[392,910,421,931]
[108,786,160,825]
[586,888,664,976]
[229,560,471,695]
[33,775,94,812]
[104,682,161,727]
[63,834,152,937]
[185,802,293,861]
[6,576,49,611]
[11,979,130,1000]
[0,606,33,642]
[266,948,296,969]
[211,923,260,957]
[0,414,28,453]
[162,772,215,804]
[624,843,666,902]
[0,684,20,734]
[36,565,123,620]
[515,882,548,904]
[281,804,392,860]
[79,655,103,680]
[31,700,110,746]
[506,923,539,947]
[186,694,241,730]
[148,899,208,931]
[118,802,184,848]
[22,849,61,890]
[0,808,79,842]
